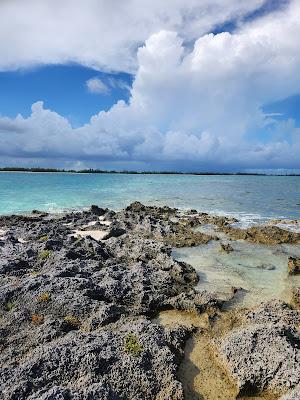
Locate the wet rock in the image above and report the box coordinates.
[223,225,300,245]
[220,243,234,253]
[114,202,215,247]
[31,210,49,217]
[288,257,300,274]
[164,230,214,247]
[291,287,300,306]
[125,201,177,219]
[196,213,238,228]
[164,289,224,313]
[231,286,246,294]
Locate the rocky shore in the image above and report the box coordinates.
[0,202,299,399]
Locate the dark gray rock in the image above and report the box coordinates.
[245,300,300,326]
[90,204,107,216]
[164,289,224,313]
[0,318,189,400]
[0,203,205,399]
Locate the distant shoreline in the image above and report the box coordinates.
[0,167,299,176]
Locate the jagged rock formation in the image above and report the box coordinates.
[219,301,300,398]
[0,203,222,400]
[1,202,300,400]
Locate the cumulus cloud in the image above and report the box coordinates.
[86,78,109,94]
[0,0,300,170]
[0,0,266,73]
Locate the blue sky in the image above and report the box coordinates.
[0,66,132,126]
[1,65,299,129]
[0,0,299,171]
[263,95,300,125]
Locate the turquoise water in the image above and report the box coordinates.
[0,172,299,224]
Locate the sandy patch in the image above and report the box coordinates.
[80,220,111,230]
[74,229,108,241]
[99,216,111,226]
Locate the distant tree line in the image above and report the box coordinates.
[0,167,299,176]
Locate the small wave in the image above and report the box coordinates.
[274,223,300,233]
[198,208,265,228]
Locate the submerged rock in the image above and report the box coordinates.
[220,243,234,253]
[255,263,276,270]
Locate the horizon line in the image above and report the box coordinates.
[0,167,299,176]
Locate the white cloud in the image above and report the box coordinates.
[86,77,109,94]
[0,0,300,170]
[0,0,266,73]
[86,77,131,95]
[107,77,131,91]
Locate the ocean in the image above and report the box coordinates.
[0,171,299,305]
[0,172,299,225]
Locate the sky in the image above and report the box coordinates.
[0,0,299,172]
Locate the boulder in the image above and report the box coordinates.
[0,318,190,400]
[218,301,300,396]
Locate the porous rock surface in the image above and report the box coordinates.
[2,202,299,399]
[1,318,189,400]
[222,225,300,245]
[0,202,220,400]
[288,257,300,274]
[219,300,300,397]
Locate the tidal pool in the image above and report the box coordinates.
[173,237,300,307]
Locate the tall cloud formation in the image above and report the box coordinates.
[0,0,266,73]
[0,0,299,170]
